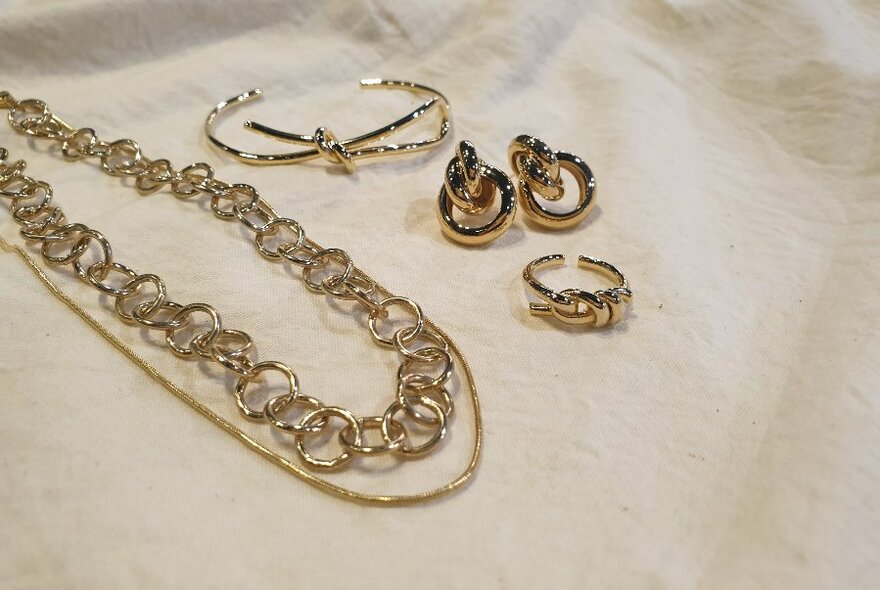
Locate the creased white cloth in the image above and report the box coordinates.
[1,0,879,588]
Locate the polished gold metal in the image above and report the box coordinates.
[1,91,482,504]
[204,79,451,172]
[523,254,632,327]
[508,135,596,229]
[2,233,481,506]
[437,140,517,245]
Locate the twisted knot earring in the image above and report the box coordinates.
[436,136,597,244]
[437,141,517,246]
[508,135,596,229]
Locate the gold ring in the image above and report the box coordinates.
[523,254,632,327]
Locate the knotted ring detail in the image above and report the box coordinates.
[523,254,632,327]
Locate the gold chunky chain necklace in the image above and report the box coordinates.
[0,90,481,504]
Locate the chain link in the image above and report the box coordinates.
[1,94,457,470]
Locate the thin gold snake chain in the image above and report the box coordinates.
[0,91,481,505]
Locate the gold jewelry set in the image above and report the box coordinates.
[0,79,631,502]
[204,80,632,328]
[436,130,630,328]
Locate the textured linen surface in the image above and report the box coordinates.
[1,0,879,588]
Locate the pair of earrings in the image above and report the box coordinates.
[437,136,596,245]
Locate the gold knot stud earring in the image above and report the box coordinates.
[437,140,517,246]
[508,135,596,229]
[204,79,451,173]
[523,254,632,327]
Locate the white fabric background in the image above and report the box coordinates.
[2,0,879,587]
